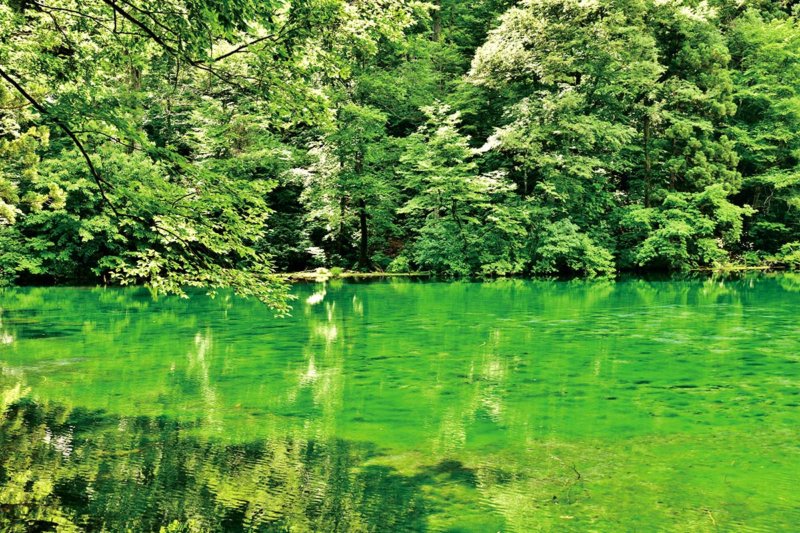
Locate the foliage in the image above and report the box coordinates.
[1,0,798,297]
[772,242,800,270]
[621,185,755,270]
[398,104,526,276]
[531,219,615,278]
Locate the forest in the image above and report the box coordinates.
[2,0,800,309]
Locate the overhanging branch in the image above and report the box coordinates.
[0,65,121,217]
[99,0,252,90]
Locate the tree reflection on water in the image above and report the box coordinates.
[0,397,428,532]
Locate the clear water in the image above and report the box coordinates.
[1,276,799,532]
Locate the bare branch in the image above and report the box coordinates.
[211,35,274,62]
[99,0,255,91]
[31,1,114,24]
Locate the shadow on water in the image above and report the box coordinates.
[0,399,430,533]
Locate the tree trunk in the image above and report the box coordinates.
[644,114,652,207]
[338,196,347,259]
[354,149,370,270]
[432,0,442,42]
[358,198,370,270]
[670,138,677,191]
[451,199,469,255]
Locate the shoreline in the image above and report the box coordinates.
[279,270,433,283]
[280,264,790,283]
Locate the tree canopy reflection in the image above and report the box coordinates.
[0,398,428,532]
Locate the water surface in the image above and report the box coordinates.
[1,276,799,531]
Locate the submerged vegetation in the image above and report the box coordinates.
[2,0,800,308]
[2,277,800,531]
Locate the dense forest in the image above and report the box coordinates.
[1,0,800,308]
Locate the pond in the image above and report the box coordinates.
[1,276,799,531]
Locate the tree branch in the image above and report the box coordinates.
[99,0,252,90]
[0,65,121,218]
[211,35,274,62]
[31,1,114,24]
[100,0,180,55]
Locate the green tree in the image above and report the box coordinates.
[0,0,420,306]
[727,10,800,265]
[469,0,755,273]
[302,103,397,269]
[398,104,525,276]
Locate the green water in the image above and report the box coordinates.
[1,276,799,532]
